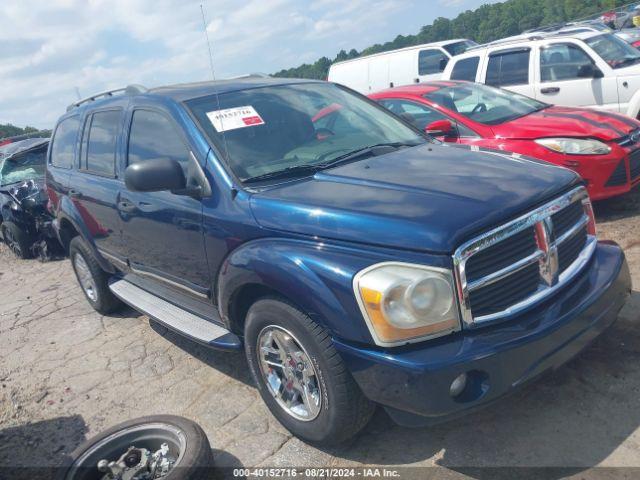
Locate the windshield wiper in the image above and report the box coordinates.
[315,142,419,169]
[243,164,324,184]
[616,57,640,68]
[243,142,420,184]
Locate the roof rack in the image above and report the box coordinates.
[66,84,148,111]
[467,35,544,51]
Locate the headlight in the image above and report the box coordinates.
[534,138,611,155]
[353,262,460,346]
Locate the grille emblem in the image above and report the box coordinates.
[535,217,559,287]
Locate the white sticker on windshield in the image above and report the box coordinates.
[206,106,265,132]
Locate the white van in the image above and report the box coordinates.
[442,31,640,118]
[328,39,477,94]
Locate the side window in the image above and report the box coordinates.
[418,49,449,76]
[85,110,121,176]
[50,117,80,169]
[128,110,190,167]
[486,49,530,87]
[451,56,480,81]
[378,99,448,130]
[540,43,595,82]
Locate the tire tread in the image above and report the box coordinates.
[69,236,122,315]
[245,296,375,445]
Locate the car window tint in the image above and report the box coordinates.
[50,117,79,169]
[486,49,530,87]
[540,43,595,81]
[86,110,121,176]
[128,110,190,167]
[186,83,424,182]
[451,57,480,81]
[418,49,449,75]
[379,99,447,130]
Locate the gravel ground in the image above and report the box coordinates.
[0,187,639,478]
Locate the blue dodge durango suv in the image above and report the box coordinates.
[46,77,631,444]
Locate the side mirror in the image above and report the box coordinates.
[125,158,186,193]
[425,119,454,137]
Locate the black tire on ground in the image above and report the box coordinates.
[69,236,123,315]
[244,297,375,445]
[58,415,213,480]
[1,221,34,259]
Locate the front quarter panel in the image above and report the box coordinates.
[218,239,374,343]
[217,238,452,345]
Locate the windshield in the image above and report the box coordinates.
[424,82,547,125]
[443,40,478,56]
[585,33,640,69]
[187,82,425,183]
[0,146,47,187]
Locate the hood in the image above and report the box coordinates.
[249,144,580,254]
[490,106,640,142]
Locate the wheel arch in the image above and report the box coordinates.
[56,196,115,273]
[217,238,374,345]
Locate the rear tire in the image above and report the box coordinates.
[244,297,375,445]
[69,236,123,315]
[1,221,34,259]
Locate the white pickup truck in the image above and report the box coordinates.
[442,31,640,119]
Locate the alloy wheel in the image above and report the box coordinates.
[257,325,322,421]
[74,254,98,302]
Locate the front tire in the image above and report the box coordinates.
[69,236,123,315]
[244,298,375,445]
[1,221,34,259]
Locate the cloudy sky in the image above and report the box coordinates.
[1,0,497,129]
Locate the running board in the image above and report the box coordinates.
[109,279,241,351]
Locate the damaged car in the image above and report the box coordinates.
[0,138,60,260]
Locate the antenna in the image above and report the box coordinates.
[74,87,81,100]
[200,3,231,181]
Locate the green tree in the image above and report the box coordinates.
[271,0,632,80]
[0,124,38,139]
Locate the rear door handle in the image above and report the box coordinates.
[541,87,560,94]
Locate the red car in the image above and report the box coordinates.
[367,81,640,200]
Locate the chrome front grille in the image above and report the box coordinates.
[453,187,596,326]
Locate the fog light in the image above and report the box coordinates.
[450,373,467,398]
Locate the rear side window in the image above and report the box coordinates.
[486,49,530,87]
[418,49,449,75]
[128,110,190,167]
[540,43,595,82]
[85,110,121,176]
[50,117,79,169]
[450,57,480,81]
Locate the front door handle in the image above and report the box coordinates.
[117,201,136,213]
[68,189,82,199]
[541,87,560,94]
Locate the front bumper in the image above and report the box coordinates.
[334,242,631,426]
[577,147,640,201]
